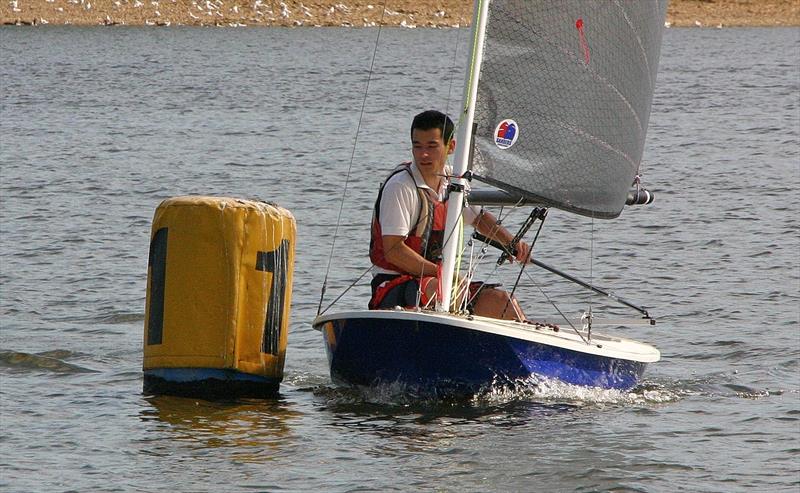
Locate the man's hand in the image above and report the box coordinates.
[513,240,532,264]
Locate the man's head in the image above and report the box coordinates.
[411,110,455,144]
[410,110,456,180]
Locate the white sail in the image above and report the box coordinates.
[440,0,668,310]
[471,0,668,218]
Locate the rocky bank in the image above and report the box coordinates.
[1,0,798,27]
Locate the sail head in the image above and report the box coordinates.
[470,1,668,218]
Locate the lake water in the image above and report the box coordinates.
[1,26,798,492]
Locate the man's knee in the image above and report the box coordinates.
[474,288,517,319]
[479,287,509,304]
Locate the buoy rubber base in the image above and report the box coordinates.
[143,368,280,399]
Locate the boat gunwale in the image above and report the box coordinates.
[312,309,660,363]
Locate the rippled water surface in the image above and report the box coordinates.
[1,26,798,492]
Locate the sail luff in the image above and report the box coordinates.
[437,0,490,313]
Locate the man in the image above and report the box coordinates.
[368,110,531,320]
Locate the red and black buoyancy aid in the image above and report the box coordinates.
[369,162,448,273]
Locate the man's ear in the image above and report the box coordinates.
[447,139,456,155]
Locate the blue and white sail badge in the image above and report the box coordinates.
[494,119,519,149]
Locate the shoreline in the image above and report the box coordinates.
[2,0,799,28]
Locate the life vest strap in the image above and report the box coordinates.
[368,274,437,310]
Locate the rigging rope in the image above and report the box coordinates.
[317,19,469,315]
[444,27,465,123]
[588,214,595,338]
[500,209,547,319]
[317,5,388,316]
[523,268,589,344]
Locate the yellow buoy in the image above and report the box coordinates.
[143,196,295,398]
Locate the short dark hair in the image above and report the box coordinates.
[411,110,455,144]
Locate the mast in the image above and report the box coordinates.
[437,0,490,312]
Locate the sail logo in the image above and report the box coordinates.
[494,119,519,149]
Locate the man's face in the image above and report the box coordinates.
[411,127,454,177]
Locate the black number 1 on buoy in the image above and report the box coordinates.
[257,240,290,356]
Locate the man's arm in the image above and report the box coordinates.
[472,209,532,263]
[382,235,440,277]
[379,172,441,276]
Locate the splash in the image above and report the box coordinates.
[474,375,686,407]
[310,374,687,410]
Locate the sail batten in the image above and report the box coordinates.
[470,0,668,218]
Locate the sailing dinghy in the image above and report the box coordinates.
[314,0,668,397]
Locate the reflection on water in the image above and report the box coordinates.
[308,385,593,470]
[141,395,301,463]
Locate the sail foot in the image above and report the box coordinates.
[469,188,654,208]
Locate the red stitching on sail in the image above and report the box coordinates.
[576,18,590,64]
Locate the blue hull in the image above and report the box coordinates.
[320,315,647,396]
